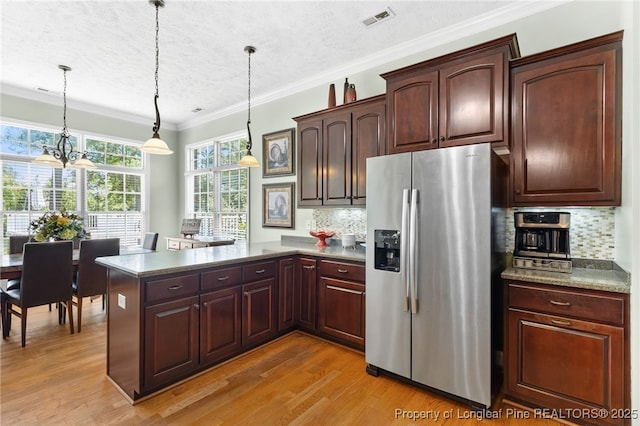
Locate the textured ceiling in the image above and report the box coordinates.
[1,1,554,129]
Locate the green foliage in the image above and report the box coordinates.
[30,208,87,241]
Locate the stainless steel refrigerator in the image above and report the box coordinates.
[365,143,506,408]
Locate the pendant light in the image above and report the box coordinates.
[33,65,96,169]
[238,46,260,167]
[141,0,173,155]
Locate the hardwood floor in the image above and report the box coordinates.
[1,301,561,425]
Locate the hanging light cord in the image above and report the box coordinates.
[152,1,161,135]
[246,47,253,151]
[61,68,68,138]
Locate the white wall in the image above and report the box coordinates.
[0,93,181,248]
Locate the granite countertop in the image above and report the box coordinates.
[96,238,365,278]
[501,261,630,294]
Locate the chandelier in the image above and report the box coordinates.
[238,46,260,167]
[140,0,173,155]
[33,65,95,169]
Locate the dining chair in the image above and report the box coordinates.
[1,241,74,347]
[143,232,159,251]
[72,238,119,332]
[6,235,31,292]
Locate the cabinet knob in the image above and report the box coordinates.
[194,303,200,310]
[439,136,445,142]
[515,189,521,195]
[431,138,437,144]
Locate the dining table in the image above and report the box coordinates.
[0,245,153,281]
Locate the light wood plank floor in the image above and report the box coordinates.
[1,301,561,425]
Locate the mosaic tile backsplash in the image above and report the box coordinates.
[313,207,616,260]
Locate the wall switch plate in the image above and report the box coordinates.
[311,220,316,230]
[117,293,126,309]
[305,220,311,230]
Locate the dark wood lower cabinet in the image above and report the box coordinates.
[296,257,317,331]
[242,278,277,348]
[505,280,629,426]
[318,277,365,349]
[200,287,242,366]
[144,296,199,391]
[278,258,296,332]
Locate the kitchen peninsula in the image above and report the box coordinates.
[96,238,365,402]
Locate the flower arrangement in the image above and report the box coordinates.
[30,209,87,242]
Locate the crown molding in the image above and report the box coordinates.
[0,83,179,131]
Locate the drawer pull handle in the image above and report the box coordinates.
[550,300,571,306]
[337,269,349,273]
[303,265,315,270]
[168,285,183,291]
[551,319,572,326]
[255,269,265,274]
[217,276,230,281]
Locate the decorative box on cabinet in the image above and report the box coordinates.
[294,95,386,207]
[504,280,629,426]
[318,260,366,350]
[510,31,622,206]
[382,34,519,154]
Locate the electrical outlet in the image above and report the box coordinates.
[118,293,126,309]
[305,220,311,230]
[311,220,317,230]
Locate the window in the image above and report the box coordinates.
[1,120,147,253]
[185,133,249,240]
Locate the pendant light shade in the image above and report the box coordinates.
[238,45,259,167]
[33,65,96,169]
[141,0,173,156]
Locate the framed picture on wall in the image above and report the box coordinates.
[262,128,295,177]
[262,183,294,228]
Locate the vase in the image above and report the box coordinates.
[328,84,336,108]
[345,84,357,103]
[343,78,349,103]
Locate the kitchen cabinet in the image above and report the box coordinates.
[296,257,317,331]
[510,31,622,206]
[318,260,366,349]
[278,257,296,332]
[143,274,200,391]
[241,261,277,349]
[200,266,243,366]
[294,95,385,207]
[504,280,629,425]
[382,34,519,154]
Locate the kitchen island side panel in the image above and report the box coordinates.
[107,269,142,400]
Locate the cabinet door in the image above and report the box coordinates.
[278,258,296,332]
[507,309,624,425]
[511,40,621,206]
[200,287,241,366]
[318,276,365,349]
[144,296,199,390]
[296,118,323,206]
[242,278,276,348]
[296,257,317,331]
[323,110,352,205]
[351,99,386,206]
[439,50,507,148]
[386,68,439,154]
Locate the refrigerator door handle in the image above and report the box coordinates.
[410,188,418,314]
[401,188,410,312]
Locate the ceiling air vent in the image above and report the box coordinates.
[191,107,203,113]
[362,7,396,28]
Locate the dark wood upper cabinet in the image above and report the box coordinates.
[294,95,385,207]
[510,31,623,206]
[382,34,519,154]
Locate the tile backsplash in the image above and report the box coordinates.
[313,206,616,260]
[312,209,366,241]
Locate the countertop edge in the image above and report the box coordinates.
[501,267,630,294]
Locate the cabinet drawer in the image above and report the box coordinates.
[145,274,200,304]
[508,282,625,326]
[166,239,180,250]
[319,260,365,283]
[243,260,276,282]
[201,266,242,291]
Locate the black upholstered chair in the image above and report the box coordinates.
[1,241,74,347]
[72,238,120,332]
[6,235,31,292]
[143,232,159,251]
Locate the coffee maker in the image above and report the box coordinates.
[513,212,572,272]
